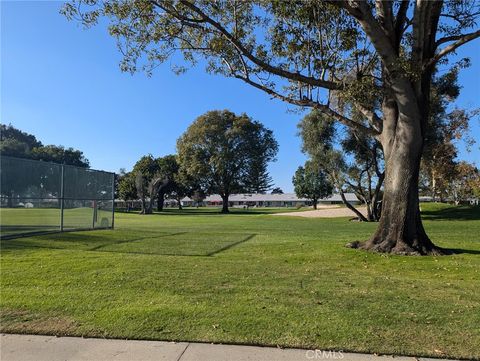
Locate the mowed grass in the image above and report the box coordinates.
[0,207,113,235]
[1,204,479,359]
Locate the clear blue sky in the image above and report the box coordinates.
[2,1,479,192]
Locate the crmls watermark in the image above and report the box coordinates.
[305,350,344,359]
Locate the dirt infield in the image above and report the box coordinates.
[273,205,367,218]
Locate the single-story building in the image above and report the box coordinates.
[180,193,360,208]
[115,193,360,209]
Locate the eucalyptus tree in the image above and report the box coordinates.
[340,129,384,221]
[297,110,381,222]
[63,1,480,254]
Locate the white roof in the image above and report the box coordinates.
[324,193,359,202]
[181,193,358,203]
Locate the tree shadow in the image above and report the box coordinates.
[0,231,257,257]
[0,231,172,252]
[442,247,480,255]
[421,205,480,221]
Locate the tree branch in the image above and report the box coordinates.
[394,0,410,50]
[335,1,399,75]
[425,29,480,69]
[339,188,368,221]
[175,0,343,91]
[435,29,480,47]
[233,73,379,137]
[354,103,383,133]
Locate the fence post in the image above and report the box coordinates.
[60,164,65,232]
[111,173,115,229]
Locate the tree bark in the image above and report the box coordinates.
[312,199,317,209]
[221,194,229,213]
[349,114,445,255]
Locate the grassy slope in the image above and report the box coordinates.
[1,203,479,359]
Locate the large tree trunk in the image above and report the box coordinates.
[312,199,317,209]
[221,194,229,213]
[349,114,445,255]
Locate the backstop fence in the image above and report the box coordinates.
[0,155,115,239]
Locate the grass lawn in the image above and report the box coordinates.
[1,203,479,359]
[0,207,113,236]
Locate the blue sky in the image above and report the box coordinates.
[2,1,479,192]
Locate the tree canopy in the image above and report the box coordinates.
[297,110,381,221]
[271,187,284,194]
[176,110,278,212]
[292,160,333,209]
[1,124,90,167]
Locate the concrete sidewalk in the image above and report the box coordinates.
[0,334,456,361]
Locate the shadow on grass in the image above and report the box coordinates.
[445,247,480,255]
[0,231,168,252]
[422,205,480,221]
[0,231,257,257]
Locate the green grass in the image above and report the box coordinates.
[0,207,112,236]
[1,203,479,359]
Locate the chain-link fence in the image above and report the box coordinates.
[0,156,115,239]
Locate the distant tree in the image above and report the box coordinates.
[168,170,196,210]
[31,145,89,168]
[0,124,42,157]
[130,154,180,213]
[0,124,89,167]
[340,129,384,221]
[177,110,277,213]
[117,171,137,207]
[271,187,284,194]
[298,110,381,221]
[450,162,480,204]
[293,161,333,210]
[114,168,126,199]
[132,155,159,214]
[243,127,278,193]
[154,155,180,211]
[191,189,206,208]
[421,68,477,201]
